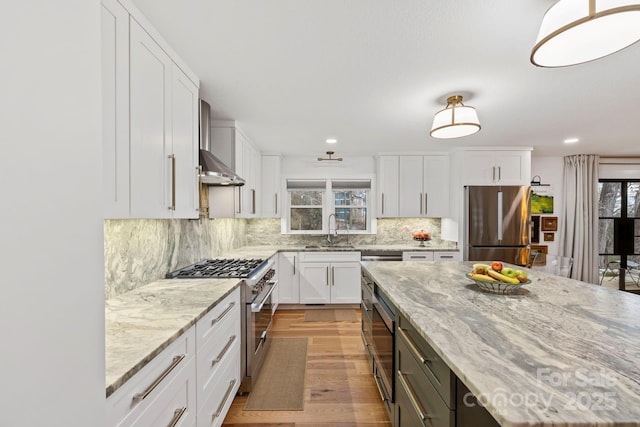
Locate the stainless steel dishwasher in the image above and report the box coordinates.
[361,250,402,262]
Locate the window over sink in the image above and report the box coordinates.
[285,179,373,234]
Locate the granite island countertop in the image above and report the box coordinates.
[362,260,640,427]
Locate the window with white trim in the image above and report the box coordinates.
[285,179,372,234]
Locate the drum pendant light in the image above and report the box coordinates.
[430,95,481,139]
[531,0,640,67]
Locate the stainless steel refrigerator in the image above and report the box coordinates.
[464,186,531,266]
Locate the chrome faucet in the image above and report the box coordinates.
[327,213,338,244]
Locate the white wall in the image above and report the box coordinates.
[0,2,105,426]
[282,155,376,177]
[531,156,564,256]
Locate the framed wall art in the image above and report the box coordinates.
[531,215,540,243]
[543,232,555,242]
[541,216,558,231]
[531,186,554,214]
[530,245,548,266]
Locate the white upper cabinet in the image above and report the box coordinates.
[170,64,200,218]
[461,150,531,186]
[261,155,282,218]
[210,126,262,218]
[397,155,450,218]
[377,156,400,217]
[101,0,200,219]
[101,0,129,218]
[129,18,173,219]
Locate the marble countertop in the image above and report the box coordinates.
[105,277,240,397]
[362,260,640,426]
[104,244,457,397]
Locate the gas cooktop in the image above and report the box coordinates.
[165,258,266,279]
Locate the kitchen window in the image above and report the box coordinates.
[285,179,372,234]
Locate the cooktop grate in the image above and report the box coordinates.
[165,258,265,279]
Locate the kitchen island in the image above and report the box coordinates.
[362,260,640,427]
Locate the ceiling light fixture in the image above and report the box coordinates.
[326,138,338,144]
[531,0,640,67]
[317,151,343,161]
[564,137,580,143]
[430,95,481,139]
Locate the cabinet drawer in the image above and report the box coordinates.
[197,345,241,427]
[120,357,197,427]
[196,301,240,408]
[196,287,240,344]
[299,251,361,262]
[433,251,461,262]
[397,314,455,408]
[402,251,434,261]
[396,336,455,427]
[107,327,196,426]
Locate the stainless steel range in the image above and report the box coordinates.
[166,258,277,393]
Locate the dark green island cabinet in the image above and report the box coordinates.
[361,269,499,427]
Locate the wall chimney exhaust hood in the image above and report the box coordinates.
[199,99,245,186]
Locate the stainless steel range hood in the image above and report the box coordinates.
[199,99,245,186]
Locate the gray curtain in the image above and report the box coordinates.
[559,155,600,283]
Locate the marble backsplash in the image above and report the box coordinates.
[245,218,455,247]
[104,217,455,299]
[104,218,247,299]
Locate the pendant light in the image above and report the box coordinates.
[531,0,640,67]
[430,95,481,139]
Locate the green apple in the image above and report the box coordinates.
[501,267,517,278]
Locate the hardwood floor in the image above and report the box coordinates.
[222,309,392,427]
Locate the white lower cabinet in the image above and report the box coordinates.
[299,252,361,304]
[107,328,197,427]
[402,251,461,262]
[107,288,241,427]
[195,288,241,427]
[277,252,300,304]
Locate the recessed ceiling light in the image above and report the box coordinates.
[326,138,337,144]
[564,137,579,144]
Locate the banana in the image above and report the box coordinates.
[486,269,520,284]
[471,273,496,282]
[472,263,492,270]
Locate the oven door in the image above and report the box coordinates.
[372,296,394,403]
[246,279,277,377]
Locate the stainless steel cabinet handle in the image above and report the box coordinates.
[213,379,237,420]
[195,165,201,212]
[274,193,278,215]
[440,255,454,259]
[237,187,242,214]
[398,370,431,422]
[251,189,256,214]
[397,327,430,365]
[326,266,329,286]
[419,192,423,214]
[167,407,187,427]
[293,255,296,275]
[424,192,428,215]
[211,302,236,326]
[168,154,176,211]
[211,335,236,367]
[381,192,385,215]
[498,166,501,181]
[492,166,496,182]
[331,266,335,286]
[410,255,428,260]
[132,354,185,402]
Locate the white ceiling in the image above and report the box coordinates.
[130,0,640,158]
